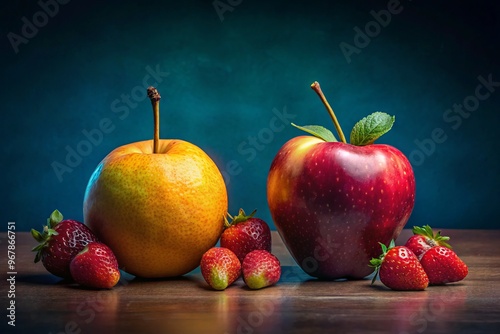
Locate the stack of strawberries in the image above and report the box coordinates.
[370,225,469,290]
[31,210,120,289]
[200,209,281,290]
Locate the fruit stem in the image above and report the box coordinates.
[310,82,347,144]
[147,86,161,153]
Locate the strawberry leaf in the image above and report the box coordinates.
[32,243,46,252]
[45,228,59,237]
[32,210,63,263]
[31,229,44,243]
[48,209,63,229]
[413,225,452,249]
[291,123,337,142]
[370,255,382,284]
[412,225,434,238]
[380,242,388,254]
[350,112,395,146]
[369,241,394,285]
[224,209,257,228]
[369,258,382,268]
[34,250,42,263]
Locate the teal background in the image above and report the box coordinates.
[1,0,499,231]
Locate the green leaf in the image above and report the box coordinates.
[31,229,44,243]
[412,225,434,239]
[369,240,396,285]
[34,251,41,263]
[370,267,379,285]
[224,209,257,228]
[412,225,452,249]
[291,123,337,142]
[379,242,387,254]
[369,258,381,268]
[350,112,395,146]
[369,255,382,284]
[46,228,59,237]
[48,209,63,228]
[32,244,46,252]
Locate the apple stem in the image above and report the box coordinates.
[147,86,161,153]
[311,81,347,144]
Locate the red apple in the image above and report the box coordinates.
[267,82,415,279]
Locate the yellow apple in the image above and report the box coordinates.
[83,87,228,278]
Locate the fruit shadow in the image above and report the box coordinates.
[281,265,373,285]
[15,273,68,286]
[127,274,196,284]
[297,271,379,291]
[196,279,246,292]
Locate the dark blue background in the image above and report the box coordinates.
[1,0,499,231]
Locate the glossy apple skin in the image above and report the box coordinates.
[267,136,415,279]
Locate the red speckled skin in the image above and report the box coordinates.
[242,250,281,289]
[405,235,433,260]
[420,246,468,285]
[41,220,98,279]
[200,247,241,290]
[70,242,120,289]
[379,246,428,290]
[267,136,415,279]
[220,218,272,263]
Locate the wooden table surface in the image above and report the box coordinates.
[1,230,500,334]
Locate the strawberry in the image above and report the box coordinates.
[220,209,271,263]
[70,242,120,289]
[404,225,451,260]
[370,240,429,291]
[419,246,468,285]
[200,247,241,290]
[242,250,281,290]
[31,209,98,279]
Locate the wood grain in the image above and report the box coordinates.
[1,230,499,333]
